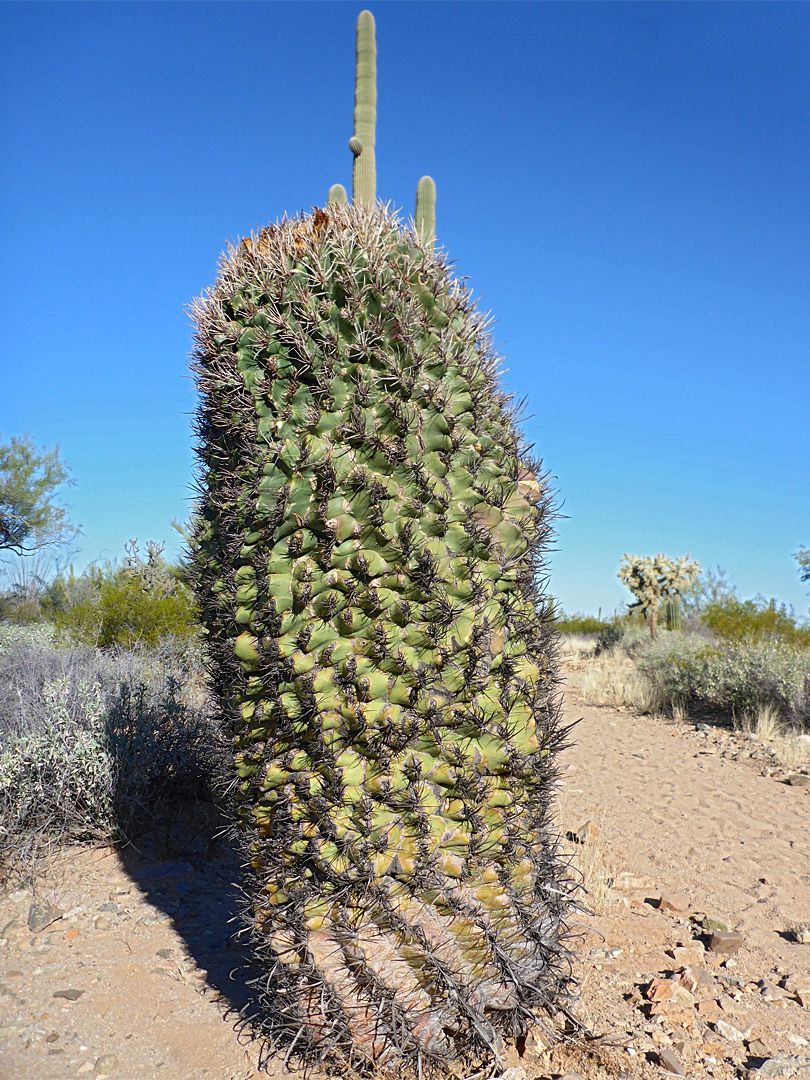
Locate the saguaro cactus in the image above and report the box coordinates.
[415,175,436,244]
[351,9,377,206]
[191,10,573,1076]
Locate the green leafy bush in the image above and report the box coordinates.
[555,611,612,635]
[701,595,810,647]
[53,541,198,649]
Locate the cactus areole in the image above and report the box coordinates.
[190,10,573,1077]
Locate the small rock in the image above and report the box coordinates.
[659,893,689,914]
[712,1019,747,1042]
[754,1054,810,1078]
[94,1053,120,1073]
[93,916,111,932]
[708,930,744,954]
[657,1047,685,1075]
[748,1039,771,1057]
[760,982,787,1002]
[669,944,705,967]
[718,993,741,1013]
[700,915,729,933]
[788,925,810,944]
[784,774,810,787]
[558,1075,585,1080]
[680,965,715,995]
[590,946,623,960]
[27,903,62,933]
[782,973,810,996]
[53,988,85,1001]
[647,977,696,1007]
[97,902,119,913]
[701,1041,726,1058]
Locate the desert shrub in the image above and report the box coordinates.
[555,611,611,635]
[52,541,198,649]
[701,595,810,647]
[0,625,221,868]
[594,620,651,657]
[636,634,810,728]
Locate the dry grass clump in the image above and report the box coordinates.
[735,703,810,769]
[562,643,662,714]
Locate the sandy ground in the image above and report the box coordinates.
[1,690,809,1080]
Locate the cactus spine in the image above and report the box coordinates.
[352,9,377,205]
[191,10,572,1076]
[415,175,436,245]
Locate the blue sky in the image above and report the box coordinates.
[2,1,808,617]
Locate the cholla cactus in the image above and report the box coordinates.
[618,553,700,639]
[190,10,574,1076]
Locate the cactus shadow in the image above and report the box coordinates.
[115,802,262,1030]
[101,676,262,1034]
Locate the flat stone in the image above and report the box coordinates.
[782,974,810,996]
[680,966,716,995]
[761,982,788,1001]
[712,1018,746,1042]
[708,930,744,954]
[94,1053,120,1073]
[657,1047,685,1075]
[784,774,810,787]
[659,893,689,914]
[789,925,810,944]
[647,977,696,1007]
[748,1039,771,1057]
[700,916,729,933]
[53,988,85,1000]
[27,903,63,933]
[755,1054,810,1078]
[669,945,705,967]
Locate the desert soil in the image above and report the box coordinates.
[1,682,809,1080]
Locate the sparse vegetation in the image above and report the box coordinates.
[0,624,220,874]
[51,541,197,649]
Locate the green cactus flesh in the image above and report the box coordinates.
[191,203,572,1074]
[415,175,436,245]
[352,10,377,205]
[327,183,348,206]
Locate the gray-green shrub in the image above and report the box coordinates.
[601,623,810,728]
[0,625,221,868]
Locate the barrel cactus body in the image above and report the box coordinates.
[191,204,572,1072]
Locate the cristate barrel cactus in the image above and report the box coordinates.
[190,10,573,1077]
